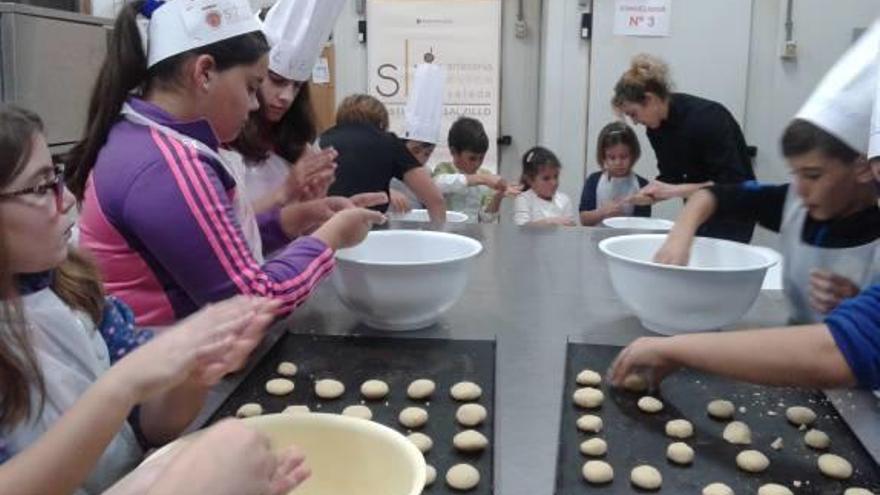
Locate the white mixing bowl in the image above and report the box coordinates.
[389,209,470,223]
[599,234,778,334]
[332,230,483,330]
[602,216,675,231]
[142,413,425,495]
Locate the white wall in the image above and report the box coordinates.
[745,0,880,184]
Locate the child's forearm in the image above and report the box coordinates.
[0,377,136,495]
[579,209,605,227]
[662,325,856,388]
[669,189,717,238]
[139,381,209,447]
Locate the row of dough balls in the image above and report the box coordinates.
[406,384,488,492]
[574,369,867,491]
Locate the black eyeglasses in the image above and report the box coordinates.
[0,165,65,212]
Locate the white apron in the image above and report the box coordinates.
[120,103,264,263]
[780,191,880,324]
[595,172,640,216]
[242,151,291,206]
[5,289,143,494]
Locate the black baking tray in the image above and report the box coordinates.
[209,333,496,494]
[556,343,880,494]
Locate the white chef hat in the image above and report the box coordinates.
[796,18,880,155]
[262,0,345,81]
[144,0,263,68]
[404,63,447,144]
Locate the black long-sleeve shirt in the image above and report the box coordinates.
[647,93,755,185]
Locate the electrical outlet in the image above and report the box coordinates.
[515,19,528,39]
[781,40,797,60]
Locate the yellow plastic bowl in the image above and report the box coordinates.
[143,413,426,495]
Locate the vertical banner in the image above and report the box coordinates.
[367,0,502,172]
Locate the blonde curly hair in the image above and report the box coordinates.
[612,54,673,108]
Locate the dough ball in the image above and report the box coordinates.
[456,403,488,427]
[573,387,604,409]
[265,378,295,396]
[665,419,694,439]
[446,463,480,490]
[736,450,770,473]
[425,464,437,486]
[453,429,489,452]
[785,405,817,426]
[576,414,603,433]
[399,407,429,428]
[341,405,372,420]
[666,442,694,465]
[637,396,664,413]
[722,421,752,445]
[702,482,734,495]
[450,381,482,401]
[817,453,853,480]
[314,379,345,399]
[282,405,310,415]
[804,428,831,450]
[844,488,874,495]
[407,432,433,453]
[757,483,794,495]
[580,438,608,456]
[360,379,389,400]
[407,378,436,399]
[576,369,602,386]
[623,373,648,392]
[707,399,735,420]
[630,465,662,490]
[236,402,263,418]
[581,460,614,484]
[276,361,297,377]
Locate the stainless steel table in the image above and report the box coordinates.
[197,222,880,494]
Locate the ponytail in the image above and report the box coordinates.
[520,146,561,191]
[67,1,148,199]
[67,1,269,199]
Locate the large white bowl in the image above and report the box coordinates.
[599,234,778,334]
[389,209,470,223]
[602,216,675,231]
[142,413,425,495]
[332,230,483,330]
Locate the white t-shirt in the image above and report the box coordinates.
[512,189,575,226]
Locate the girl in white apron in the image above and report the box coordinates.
[579,122,652,226]
[0,102,306,493]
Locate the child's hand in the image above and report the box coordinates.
[106,296,271,405]
[547,216,576,227]
[480,174,506,191]
[599,200,626,219]
[312,208,387,250]
[809,270,860,314]
[144,419,310,495]
[608,336,680,389]
[627,193,655,206]
[388,189,411,213]
[283,148,337,203]
[350,192,389,209]
[503,184,523,197]
[653,236,690,266]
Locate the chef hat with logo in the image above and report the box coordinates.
[140,0,263,68]
[404,62,447,144]
[262,0,345,81]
